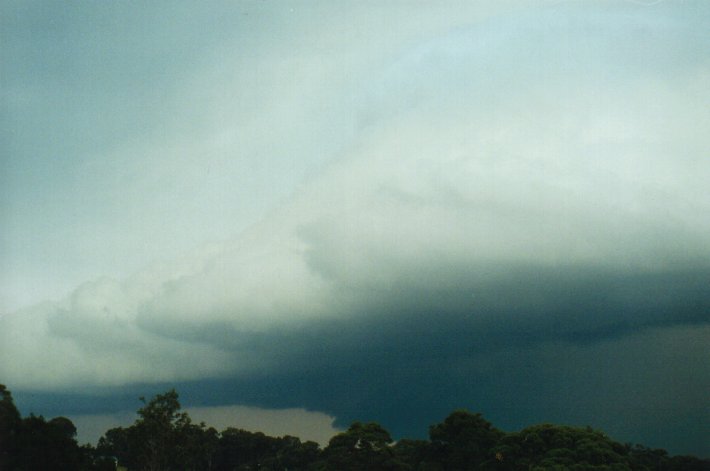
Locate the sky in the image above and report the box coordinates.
[1,0,709,456]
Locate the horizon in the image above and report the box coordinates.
[2,0,709,458]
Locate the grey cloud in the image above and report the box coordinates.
[2,3,709,456]
[4,1,709,387]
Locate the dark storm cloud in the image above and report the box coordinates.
[3,2,709,457]
[135,264,710,354]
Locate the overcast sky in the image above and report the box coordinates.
[1,0,709,456]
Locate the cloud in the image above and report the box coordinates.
[1,2,709,456]
[1,0,530,313]
[3,0,709,387]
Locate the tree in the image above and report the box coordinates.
[492,424,631,471]
[392,438,441,470]
[318,421,406,471]
[268,435,321,470]
[0,384,21,470]
[428,410,503,470]
[176,422,219,471]
[7,384,709,471]
[133,389,191,471]
[214,427,284,471]
[666,455,710,471]
[12,414,87,470]
[98,389,206,471]
[97,426,134,469]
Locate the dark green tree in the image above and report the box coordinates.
[7,384,710,471]
[492,424,631,470]
[134,389,190,471]
[665,455,710,471]
[0,384,21,470]
[254,435,321,471]
[13,414,86,470]
[428,410,504,470]
[98,389,209,471]
[392,438,442,471]
[175,422,219,471]
[97,426,135,469]
[214,427,284,470]
[317,421,407,471]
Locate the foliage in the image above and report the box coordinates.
[313,421,408,470]
[1,385,708,471]
[489,423,632,470]
[96,389,218,471]
[0,384,109,470]
[0,384,21,469]
[429,410,504,470]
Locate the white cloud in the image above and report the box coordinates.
[1,0,539,314]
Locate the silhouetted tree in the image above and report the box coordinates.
[492,424,634,470]
[5,384,709,471]
[12,413,87,470]
[266,435,321,470]
[98,389,206,471]
[392,438,441,470]
[0,384,21,470]
[428,410,504,470]
[316,421,408,471]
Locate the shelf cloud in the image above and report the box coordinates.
[2,1,708,457]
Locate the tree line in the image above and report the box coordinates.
[1,384,708,471]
